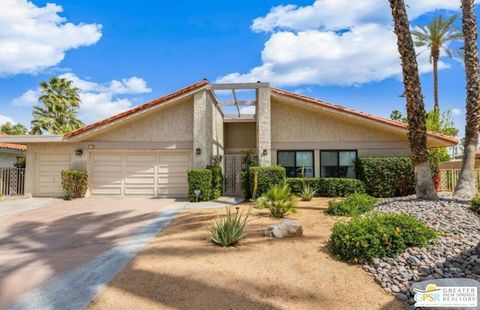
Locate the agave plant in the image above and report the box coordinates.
[210,207,250,247]
[300,184,316,201]
[256,184,297,218]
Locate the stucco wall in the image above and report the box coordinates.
[0,152,22,168]
[212,94,224,158]
[91,97,194,143]
[271,96,411,157]
[224,122,256,154]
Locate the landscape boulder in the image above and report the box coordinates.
[265,220,303,238]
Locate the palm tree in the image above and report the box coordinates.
[455,0,480,198]
[412,15,462,115]
[31,77,84,135]
[0,122,28,135]
[388,0,438,200]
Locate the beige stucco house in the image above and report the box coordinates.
[0,80,457,197]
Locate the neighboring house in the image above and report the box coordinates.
[439,150,480,170]
[0,81,457,197]
[0,133,26,168]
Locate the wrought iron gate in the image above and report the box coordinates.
[224,155,246,196]
[0,168,25,196]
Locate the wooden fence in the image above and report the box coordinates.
[438,169,480,192]
[0,168,25,196]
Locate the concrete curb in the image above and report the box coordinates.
[7,201,187,310]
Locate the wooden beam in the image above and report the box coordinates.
[232,89,241,117]
[219,100,256,106]
[209,82,270,90]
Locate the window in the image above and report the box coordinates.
[320,150,357,178]
[277,151,314,178]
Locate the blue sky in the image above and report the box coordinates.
[0,0,476,138]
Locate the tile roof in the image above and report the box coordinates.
[0,133,27,151]
[271,88,459,145]
[64,80,209,139]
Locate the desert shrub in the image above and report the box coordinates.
[249,166,286,198]
[187,169,212,202]
[210,207,250,246]
[240,150,257,199]
[300,184,316,201]
[61,170,88,199]
[356,157,415,198]
[326,193,377,216]
[206,165,223,199]
[331,213,437,263]
[287,178,365,197]
[471,196,480,215]
[256,184,297,218]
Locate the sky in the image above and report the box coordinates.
[0,0,477,139]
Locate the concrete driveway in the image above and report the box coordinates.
[0,197,187,310]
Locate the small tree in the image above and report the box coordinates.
[0,122,28,135]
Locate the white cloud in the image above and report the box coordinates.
[0,0,102,75]
[0,114,16,126]
[252,0,464,33]
[218,24,445,86]
[219,0,461,87]
[11,73,152,123]
[451,108,463,116]
[11,89,39,106]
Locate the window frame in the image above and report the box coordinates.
[276,150,315,178]
[320,150,358,178]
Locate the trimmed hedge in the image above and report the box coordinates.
[356,157,415,198]
[326,193,377,216]
[331,213,437,263]
[249,166,286,199]
[287,178,365,197]
[207,165,223,199]
[187,169,212,202]
[61,170,88,200]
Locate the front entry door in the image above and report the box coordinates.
[224,155,244,196]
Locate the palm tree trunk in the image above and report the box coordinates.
[389,0,438,200]
[432,54,440,115]
[455,0,480,198]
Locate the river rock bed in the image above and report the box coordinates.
[361,196,480,306]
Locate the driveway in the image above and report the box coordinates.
[0,197,187,310]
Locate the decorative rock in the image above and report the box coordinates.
[396,293,408,302]
[265,220,303,238]
[391,285,400,293]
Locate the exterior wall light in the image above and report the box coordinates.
[196,148,201,155]
[75,149,83,156]
[88,145,95,149]
[262,149,268,156]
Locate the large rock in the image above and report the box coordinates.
[265,220,303,238]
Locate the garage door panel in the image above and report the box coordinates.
[90,152,190,197]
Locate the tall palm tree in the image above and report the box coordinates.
[388,0,438,200]
[455,0,480,198]
[31,77,84,135]
[412,15,462,115]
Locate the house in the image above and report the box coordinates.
[0,80,457,197]
[0,133,26,168]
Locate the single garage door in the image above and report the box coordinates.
[36,153,71,196]
[90,151,190,197]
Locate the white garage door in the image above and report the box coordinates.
[90,152,191,197]
[36,153,71,196]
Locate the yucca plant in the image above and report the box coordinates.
[210,207,250,247]
[256,184,297,218]
[300,184,316,201]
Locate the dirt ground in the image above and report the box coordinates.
[87,198,403,310]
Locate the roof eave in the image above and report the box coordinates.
[0,135,64,143]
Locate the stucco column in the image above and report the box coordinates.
[256,87,271,166]
[193,90,210,168]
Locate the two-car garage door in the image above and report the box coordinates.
[90,152,191,197]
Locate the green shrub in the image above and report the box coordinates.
[206,165,223,199]
[240,151,257,199]
[249,166,286,198]
[187,169,212,202]
[61,170,88,199]
[331,213,437,263]
[326,193,377,216]
[300,184,316,201]
[287,178,365,197]
[210,207,250,246]
[256,184,297,218]
[471,196,480,215]
[356,157,415,198]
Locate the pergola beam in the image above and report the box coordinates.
[219,100,256,106]
[209,82,270,90]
